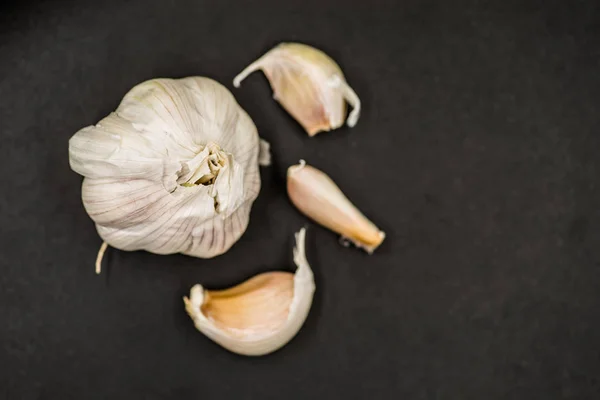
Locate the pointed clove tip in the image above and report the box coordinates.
[287,159,307,177]
[187,284,205,309]
[183,296,193,316]
[232,71,247,88]
[364,230,386,254]
[307,125,334,136]
[346,104,361,128]
[306,125,330,136]
[346,115,358,128]
[295,227,307,247]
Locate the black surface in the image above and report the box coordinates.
[2,0,600,399]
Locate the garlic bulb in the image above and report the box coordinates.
[233,42,361,136]
[287,161,385,253]
[69,77,270,261]
[184,228,315,356]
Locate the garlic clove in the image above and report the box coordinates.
[184,228,315,356]
[233,42,360,136]
[287,161,385,254]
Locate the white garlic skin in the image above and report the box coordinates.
[234,42,361,136]
[184,228,315,356]
[69,77,266,258]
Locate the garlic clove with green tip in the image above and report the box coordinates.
[184,228,315,356]
[233,42,361,136]
[287,161,385,254]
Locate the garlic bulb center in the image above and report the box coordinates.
[179,142,228,187]
[175,141,244,216]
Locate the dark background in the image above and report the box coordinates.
[1,0,600,398]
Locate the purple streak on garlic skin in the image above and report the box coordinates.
[286,161,385,253]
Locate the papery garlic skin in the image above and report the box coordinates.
[184,228,315,356]
[69,77,269,258]
[233,42,361,136]
[287,161,385,253]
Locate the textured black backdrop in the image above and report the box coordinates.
[1,0,600,399]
